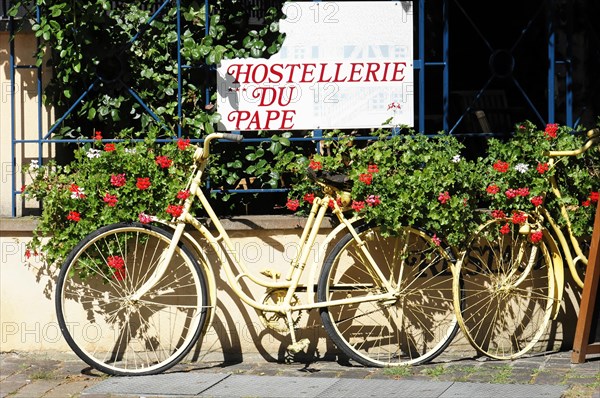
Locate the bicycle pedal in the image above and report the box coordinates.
[287,338,310,354]
[260,268,281,280]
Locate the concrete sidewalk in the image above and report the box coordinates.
[1,350,598,398]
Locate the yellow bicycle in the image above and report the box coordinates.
[453,128,599,360]
[55,133,459,375]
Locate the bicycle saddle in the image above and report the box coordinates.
[307,169,353,191]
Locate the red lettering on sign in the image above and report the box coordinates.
[391,62,406,82]
[348,63,364,82]
[227,110,297,130]
[300,63,317,83]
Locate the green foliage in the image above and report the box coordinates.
[22,127,196,266]
[276,128,487,247]
[275,121,599,248]
[11,0,285,195]
[480,121,599,238]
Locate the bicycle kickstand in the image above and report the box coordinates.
[285,311,310,354]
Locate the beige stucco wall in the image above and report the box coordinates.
[0,216,350,363]
[0,30,55,218]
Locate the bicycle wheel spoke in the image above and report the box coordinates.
[455,218,554,360]
[319,225,458,367]
[56,223,208,375]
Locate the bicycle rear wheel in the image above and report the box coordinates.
[454,218,556,360]
[318,225,458,367]
[55,222,209,375]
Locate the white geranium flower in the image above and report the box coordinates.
[86,148,101,159]
[70,187,86,199]
[515,163,529,173]
[29,159,39,170]
[452,155,461,163]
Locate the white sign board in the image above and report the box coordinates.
[217,1,413,131]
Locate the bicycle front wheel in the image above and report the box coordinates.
[56,222,209,375]
[454,218,555,360]
[318,225,458,367]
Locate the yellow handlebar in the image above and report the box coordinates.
[544,128,600,157]
[193,133,244,161]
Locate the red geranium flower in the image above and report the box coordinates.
[486,184,500,195]
[351,201,365,212]
[438,191,450,204]
[530,231,543,244]
[107,255,126,281]
[155,155,173,168]
[500,223,511,234]
[367,164,379,173]
[491,209,506,219]
[103,193,118,207]
[107,255,125,270]
[531,196,544,207]
[110,173,126,188]
[286,198,300,211]
[177,190,190,200]
[67,211,81,222]
[493,160,510,173]
[582,200,591,207]
[93,130,103,141]
[166,204,184,218]
[113,268,126,281]
[358,173,373,185]
[136,177,151,190]
[308,159,322,171]
[516,187,530,197]
[544,123,558,139]
[177,138,191,150]
[303,193,315,204]
[589,191,599,203]
[505,189,517,199]
[69,183,86,199]
[536,162,549,174]
[511,211,527,224]
[104,143,116,152]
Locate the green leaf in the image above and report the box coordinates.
[250,47,263,58]
[209,113,221,124]
[269,141,282,154]
[279,137,291,146]
[226,174,238,185]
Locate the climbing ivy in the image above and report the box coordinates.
[9,0,288,211]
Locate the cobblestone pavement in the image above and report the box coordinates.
[0,350,598,398]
